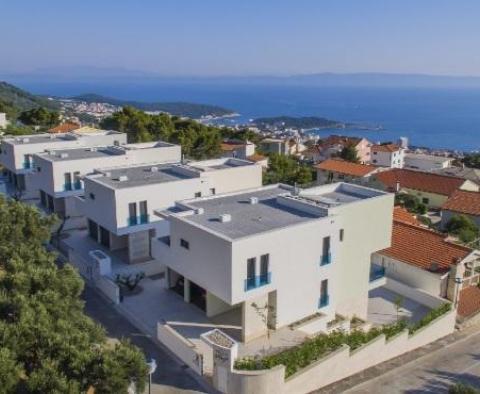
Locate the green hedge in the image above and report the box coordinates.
[235,303,451,378]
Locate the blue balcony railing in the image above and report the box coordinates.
[244,273,272,291]
[74,181,82,190]
[23,161,32,170]
[128,215,150,226]
[369,265,386,282]
[320,252,332,266]
[319,295,330,308]
[64,182,73,191]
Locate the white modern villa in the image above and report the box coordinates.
[75,158,263,264]
[33,141,181,223]
[151,182,394,342]
[0,130,126,199]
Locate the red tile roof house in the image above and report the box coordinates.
[441,189,480,230]
[315,158,383,185]
[372,168,480,209]
[313,135,372,164]
[372,207,480,320]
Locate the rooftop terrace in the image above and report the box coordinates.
[5,130,122,145]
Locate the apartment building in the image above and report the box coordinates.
[0,130,126,198]
[151,182,393,342]
[371,144,404,168]
[77,158,263,264]
[33,141,181,221]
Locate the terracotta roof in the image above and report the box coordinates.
[458,286,480,317]
[320,135,362,148]
[247,153,267,162]
[48,122,80,134]
[221,141,245,151]
[371,144,401,153]
[393,206,421,226]
[378,221,471,274]
[442,190,480,216]
[375,169,466,196]
[315,159,377,177]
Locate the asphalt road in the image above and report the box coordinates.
[82,285,209,394]
[345,329,480,393]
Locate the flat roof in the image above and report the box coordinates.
[4,130,121,145]
[183,185,322,239]
[91,163,197,189]
[173,183,386,240]
[38,147,114,161]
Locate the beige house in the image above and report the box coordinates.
[373,169,479,209]
[315,158,381,185]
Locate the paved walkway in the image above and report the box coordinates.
[82,284,210,394]
[314,324,480,393]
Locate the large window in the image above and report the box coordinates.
[88,219,98,241]
[73,171,81,190]
[64,172,72,191]
[128,202,137,225]
[260,254,269,285]
[320,279,329,307]
[139,200,148,223]
[246,257,256,290]
[321,236,331,265]
[40,190,46,207]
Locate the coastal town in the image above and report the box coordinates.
[2,86,480,393]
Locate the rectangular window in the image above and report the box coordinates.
[73,171,81,189]
[245,257,256,290]
[339,229,344,242]
[128,202,137,226]
[89,192,95,200]
[194,192,201,198]
[64,172,72,191]
[422,197,429,205]
[139,200,148,223]
[320,279,329,307]
[180,238,190,250]
[321,236,331,265]
[260,254,269,285]
[210,188,216,195]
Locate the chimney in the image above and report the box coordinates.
[249,197,259,205]
[219,213,232,223]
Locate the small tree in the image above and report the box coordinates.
[339,144,359,163]
[446,214,478,235]
[251,302,276,353]
[393,295,404,322]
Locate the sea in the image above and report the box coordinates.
[15,81,480,152]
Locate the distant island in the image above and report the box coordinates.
[253,116,347,130]
[70,93,234,119]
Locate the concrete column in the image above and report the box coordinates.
[184,279,191,303]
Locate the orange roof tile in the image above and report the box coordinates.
[371,144,401,153]
[458,286,480,317]
[393,206,421,226]
[315,159,377,177]
[247,153,267,162]
[320,135,362,148]
[442,190,480,216]
[375,169,466,196]
[48,122,80,134]
[379,221,471,274]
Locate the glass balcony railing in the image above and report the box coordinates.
[23,161,32,170]
[64,182,73,191]
[128,215,150,226]
[244,272,272,291]
[74,181,82,190]
[319,295,330,308]
[369,265,386,282]
[320,252,332,266]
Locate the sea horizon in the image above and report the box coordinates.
[9,79,480,152]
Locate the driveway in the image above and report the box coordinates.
[82,284,209,393]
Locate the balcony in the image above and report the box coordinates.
[319,295,330,308]
[244,272,272,291]
[320,252,332,266]
[128,214,150,226]
[64,182,73,191]
[369,265,386,282]
[23,161,32,170]
[74,181,82,190]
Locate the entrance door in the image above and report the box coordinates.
[99,226,110,248]
[190,281,206,311]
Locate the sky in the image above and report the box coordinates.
[2,0,480,77]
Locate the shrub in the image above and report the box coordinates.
[446,215,478,235]
[235,304,451,377]
[449,383,480,394]
[459,228,476,244]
